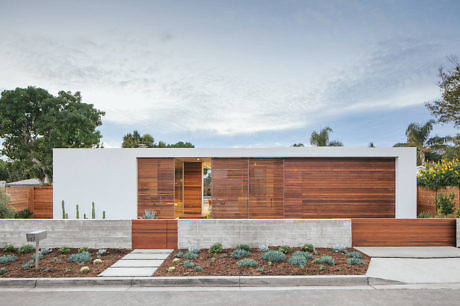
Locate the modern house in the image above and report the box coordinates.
[53,147,417,220]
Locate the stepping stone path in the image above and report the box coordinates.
[98,249,171,277]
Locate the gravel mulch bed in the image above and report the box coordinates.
[154,247,370,276]
[0,248,130,278]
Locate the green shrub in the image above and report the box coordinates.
[0,267,6,275]
[53,257,58,263]
[65,268,71,273]
[336,267,341,271]
[301,244,315,252]
[194,266,203,272]
[0,255,16,264]
[278,245,291,254]
[435,192,456,216]
[3,245,16,253]
[43,268,51,272]
[93,258,102,264]
[231,249,250,259]
[288,255,307,267]
[312,256,335,266]
[319,265,326,271]
[22,259,34,270]
[210,257,216,263]
[188,246,200,254]
[258,245,269,252]
[236,244,250,252]
[80,266,90,273]
[256,267,264,272]
[346,251,362,259]
[236,258,258,267]
[292,251,313,260]
[183,252,198,260]
[174,252,184,258]
[168,266,175,272]
[40,248,52,255]
[346,257,365,265]
[15,209,33,219]
[68,251,91,264]
[209,242,223,254]
[78,247,89,253]
[59,246,71,254]
[18,244,35,254]
[31,253,43,261]
[96,249,107,256]
[0,190,15,218]
[332,245,346,253]
[183,260,195,268]
[418,211,434,218]
[172,258,180,263]
[261,250,286,263]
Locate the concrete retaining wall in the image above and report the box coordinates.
[178,219,352,249]
[0,220,131,248]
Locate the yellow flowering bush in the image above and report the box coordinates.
[417,159,460,190]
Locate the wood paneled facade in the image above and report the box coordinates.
[137,158,175,219]
[352,218,456,246]
[138,157,396,219]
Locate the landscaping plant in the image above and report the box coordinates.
[168,266,175,272]
[59,246,71,254]
[3,245,16,253]
[256,267,264,272]
[0,189,15,219]
[172,258,180,263]
[174,252,184,258]
[188,246,200,254]
[292,251,313,260]
[312,256,335,266]
[93,258,102,264]
[261,250,286,263]
[231,248,250,259]
[278,245,291,254]
[257,245,269,252]
[0,267,6,275]
[209,242,223,254]
[18,244,35,254]
[15,208,33,219]
[236,244,250,252]
[183,252,198,260]
[194,266,203,272]
[288,255,307,268]
[69,251,92,264]
[183,260,195,268]
[0,255,16,264]
[346,257,365,265]
[78,247,89,253]
[301,244,315,252]
[417,159,460,189]
[236,258,258,267]
[80,266,90,273]
[346,251,362,259]
[332,245,346,253]
[435,191,456,216]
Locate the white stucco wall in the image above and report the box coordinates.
[53,147,417,220]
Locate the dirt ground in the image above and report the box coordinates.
[154,247,370,276]
[0,248,130,277]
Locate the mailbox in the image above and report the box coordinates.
[26,230,47,242]
[26,230,47,270]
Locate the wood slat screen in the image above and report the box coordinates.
[131,219,177,249]
[284,158,395,218]
[249,159,284,218]
[352,218,456,246]
[183,162,202,215]
[212,158,249,218]
[33,186,53,219]
[137,158,175,219]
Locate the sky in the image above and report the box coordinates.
[0,0,459,148]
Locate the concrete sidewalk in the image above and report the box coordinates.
[356,247,460,258]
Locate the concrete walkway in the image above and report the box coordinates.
[366,258,460,283]
[98,249,171,277]
[356,247,460,258]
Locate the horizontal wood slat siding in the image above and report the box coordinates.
[284,158,395,218]
[33,186,53,219]
[5,186,53,218]
[132,219,177,249]
[212,158,248,218]
[352,218,456,246]
[137,158,174,219]
[249,159,284,218]
[183,162,202,215]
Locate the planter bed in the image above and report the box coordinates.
[0,248,130,278]
[154,246,370,276]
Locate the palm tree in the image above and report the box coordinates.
[310,127,343,147]
[402,120,441,166]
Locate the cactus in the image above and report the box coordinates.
[91,202,95,219]
[76,204,79,219]
[84,213,87,219]
[61,200,66,219]
[102,211,106,219]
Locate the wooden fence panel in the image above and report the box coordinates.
[352,218,456,246]
[132,219,177,249]
[5,186,53,218]
[5,186,33,212]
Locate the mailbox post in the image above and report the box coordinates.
[26,230,47,271]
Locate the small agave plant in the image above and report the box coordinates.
[143,209,155,219]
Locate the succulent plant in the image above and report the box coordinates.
[69,251,91,264]
[312,256,335,266]
[236,244,250,252]
[0,255,16,264]
[288,255,307,267]
[278,246,291,254]
[18,244,35,254]
[93,258,103,264]
[257,245,269,252]
[346,251,362,259]
[0,267,6,275]
[292,251,313,260]
[209,242,223,254]
[194,266,203,272]
[172,258,180,263]
[183,260,195,268]
[183,252,198,260]
[168,266,175,272]
[301,244,315,252]
[174,252,184,258]
[78,247,89,253]
[231,249,250,259]
[236,258,258,267]
[188,246,200,254]
[59,246,71,254]
[346,257,365,265]
[80,266,90,273]
[261,250,286,263]
[332,244,346,253]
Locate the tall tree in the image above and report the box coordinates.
[122,131,154,148]
[310,127,343,146]
[0,87,104,183]
[425,59,459,127]
[121,131,194,148]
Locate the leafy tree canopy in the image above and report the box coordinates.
[426,59,460,127]
[122,130,194,148]
[0,87,104,183]
[310,127,343,147]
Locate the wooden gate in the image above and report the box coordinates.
[131,219,177,249]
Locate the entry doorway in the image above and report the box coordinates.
[174,158,211,218]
